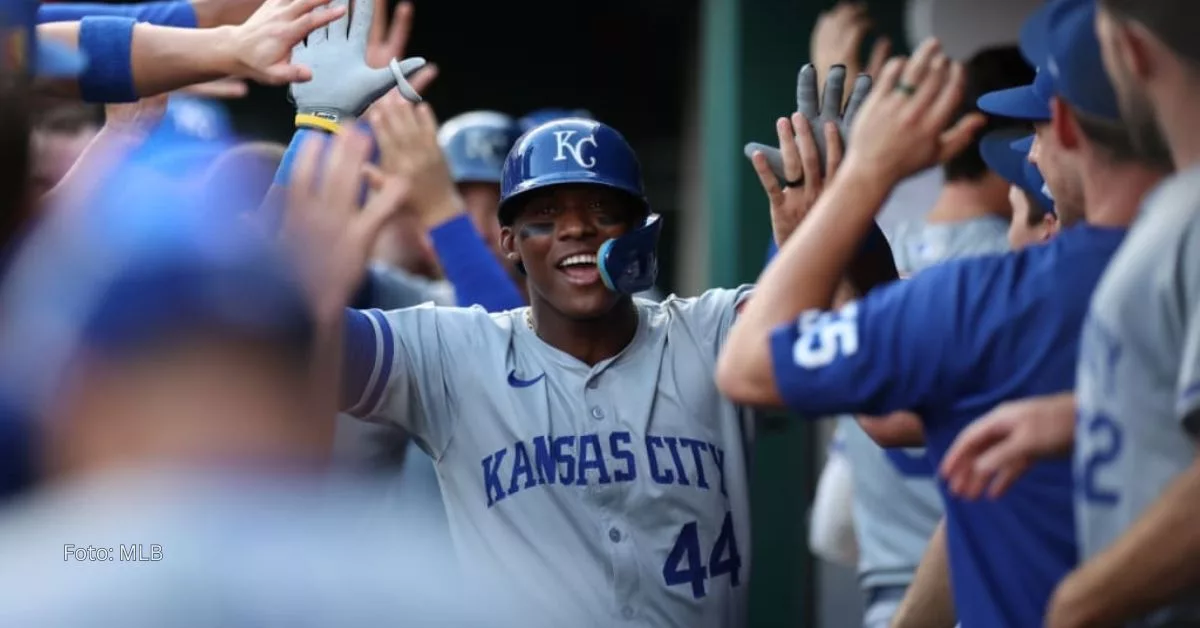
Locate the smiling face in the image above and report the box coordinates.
[501,184,642,320]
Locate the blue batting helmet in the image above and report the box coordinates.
[517,108,594,133]
[499,118,661,295]
[437,111,521,185]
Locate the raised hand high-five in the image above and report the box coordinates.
[746,63,871,188]
[290,0,429,132]
[283,127,407,318]
[844,38,986,185]
[224,0,349,85]
[367,90,461,229]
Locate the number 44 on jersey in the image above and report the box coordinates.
[662,511,742,598]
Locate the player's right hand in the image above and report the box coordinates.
[939,393,1077,500]
[843,38,986,187]
[367,90,462,229]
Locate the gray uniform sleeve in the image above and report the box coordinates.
[668,285,754,359]
[350,305,492,459]
[1174,215,1200,434]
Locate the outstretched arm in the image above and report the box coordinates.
[891,518,956,628]
[718,40,982,408]
[37,0,341,102]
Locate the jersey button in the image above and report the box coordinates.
[621,606,634,619]
[608,527,621,543]
[590,406,605,420]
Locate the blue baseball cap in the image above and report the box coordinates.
[0,0,86,77]
[981,132,1054,215]
[0,136,312,417]
[1025,0,1122,121]
[977,66,1054,121]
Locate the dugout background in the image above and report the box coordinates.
[96,0,1044,624]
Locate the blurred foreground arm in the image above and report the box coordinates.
[37,0,343,102]
[890,518,956,628]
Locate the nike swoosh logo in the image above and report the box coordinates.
[507,370,546,388]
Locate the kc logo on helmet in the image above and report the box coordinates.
[465,129,508,164]
[553,131,598,169]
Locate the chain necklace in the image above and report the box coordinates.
[525,309,535,331]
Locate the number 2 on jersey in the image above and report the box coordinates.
[1079,412,1123,505]
[662,511,741,599]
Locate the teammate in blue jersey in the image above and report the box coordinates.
[716,20,1141,625]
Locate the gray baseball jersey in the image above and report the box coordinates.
[345,287,755,628]
[332,263,455,533]
[833,417,942,589]
[888,216,1011,276]
[1075,167,1200,624]
[0,470,513,627]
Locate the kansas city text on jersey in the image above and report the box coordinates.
[481,431,730,507]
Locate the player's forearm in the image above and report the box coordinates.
[717,165,892,403]
[857,412,925,448]
[1051,459,1200,626]
[891,518,956,628]
[37,21,236,101]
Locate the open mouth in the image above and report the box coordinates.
[556,253,601,286]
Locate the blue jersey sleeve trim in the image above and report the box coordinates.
[341,308,391,415]
[77,17,137,103]
[429,215,523,312]
[39,2,196,27]
[361,309,395,415]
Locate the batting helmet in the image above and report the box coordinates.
[517,108,594,133]
[499,118,661,295]
[437,111,521,185]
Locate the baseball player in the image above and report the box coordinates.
[333,106,755,627]
[748,63,943,628]
[978,133,1058,250]
[716,26,1138,626]
[940,0,1199,624]
[435,111,523,276]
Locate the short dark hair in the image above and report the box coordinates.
[1022,190,1052,227]
[943,46,1037,182]
[32,100,103,134]
[1101,0,1200,69]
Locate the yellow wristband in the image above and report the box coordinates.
[294,113,341,134]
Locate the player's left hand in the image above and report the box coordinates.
[283,125,408,318]
[289,0,428,128]
[939,394,1075,500]
[367,90,462,229]
[747,111,841,246]
[190,0,266,28]
[844,38,986,186]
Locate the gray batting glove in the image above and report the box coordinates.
[290,0,427,130]
[746,63,872,183]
